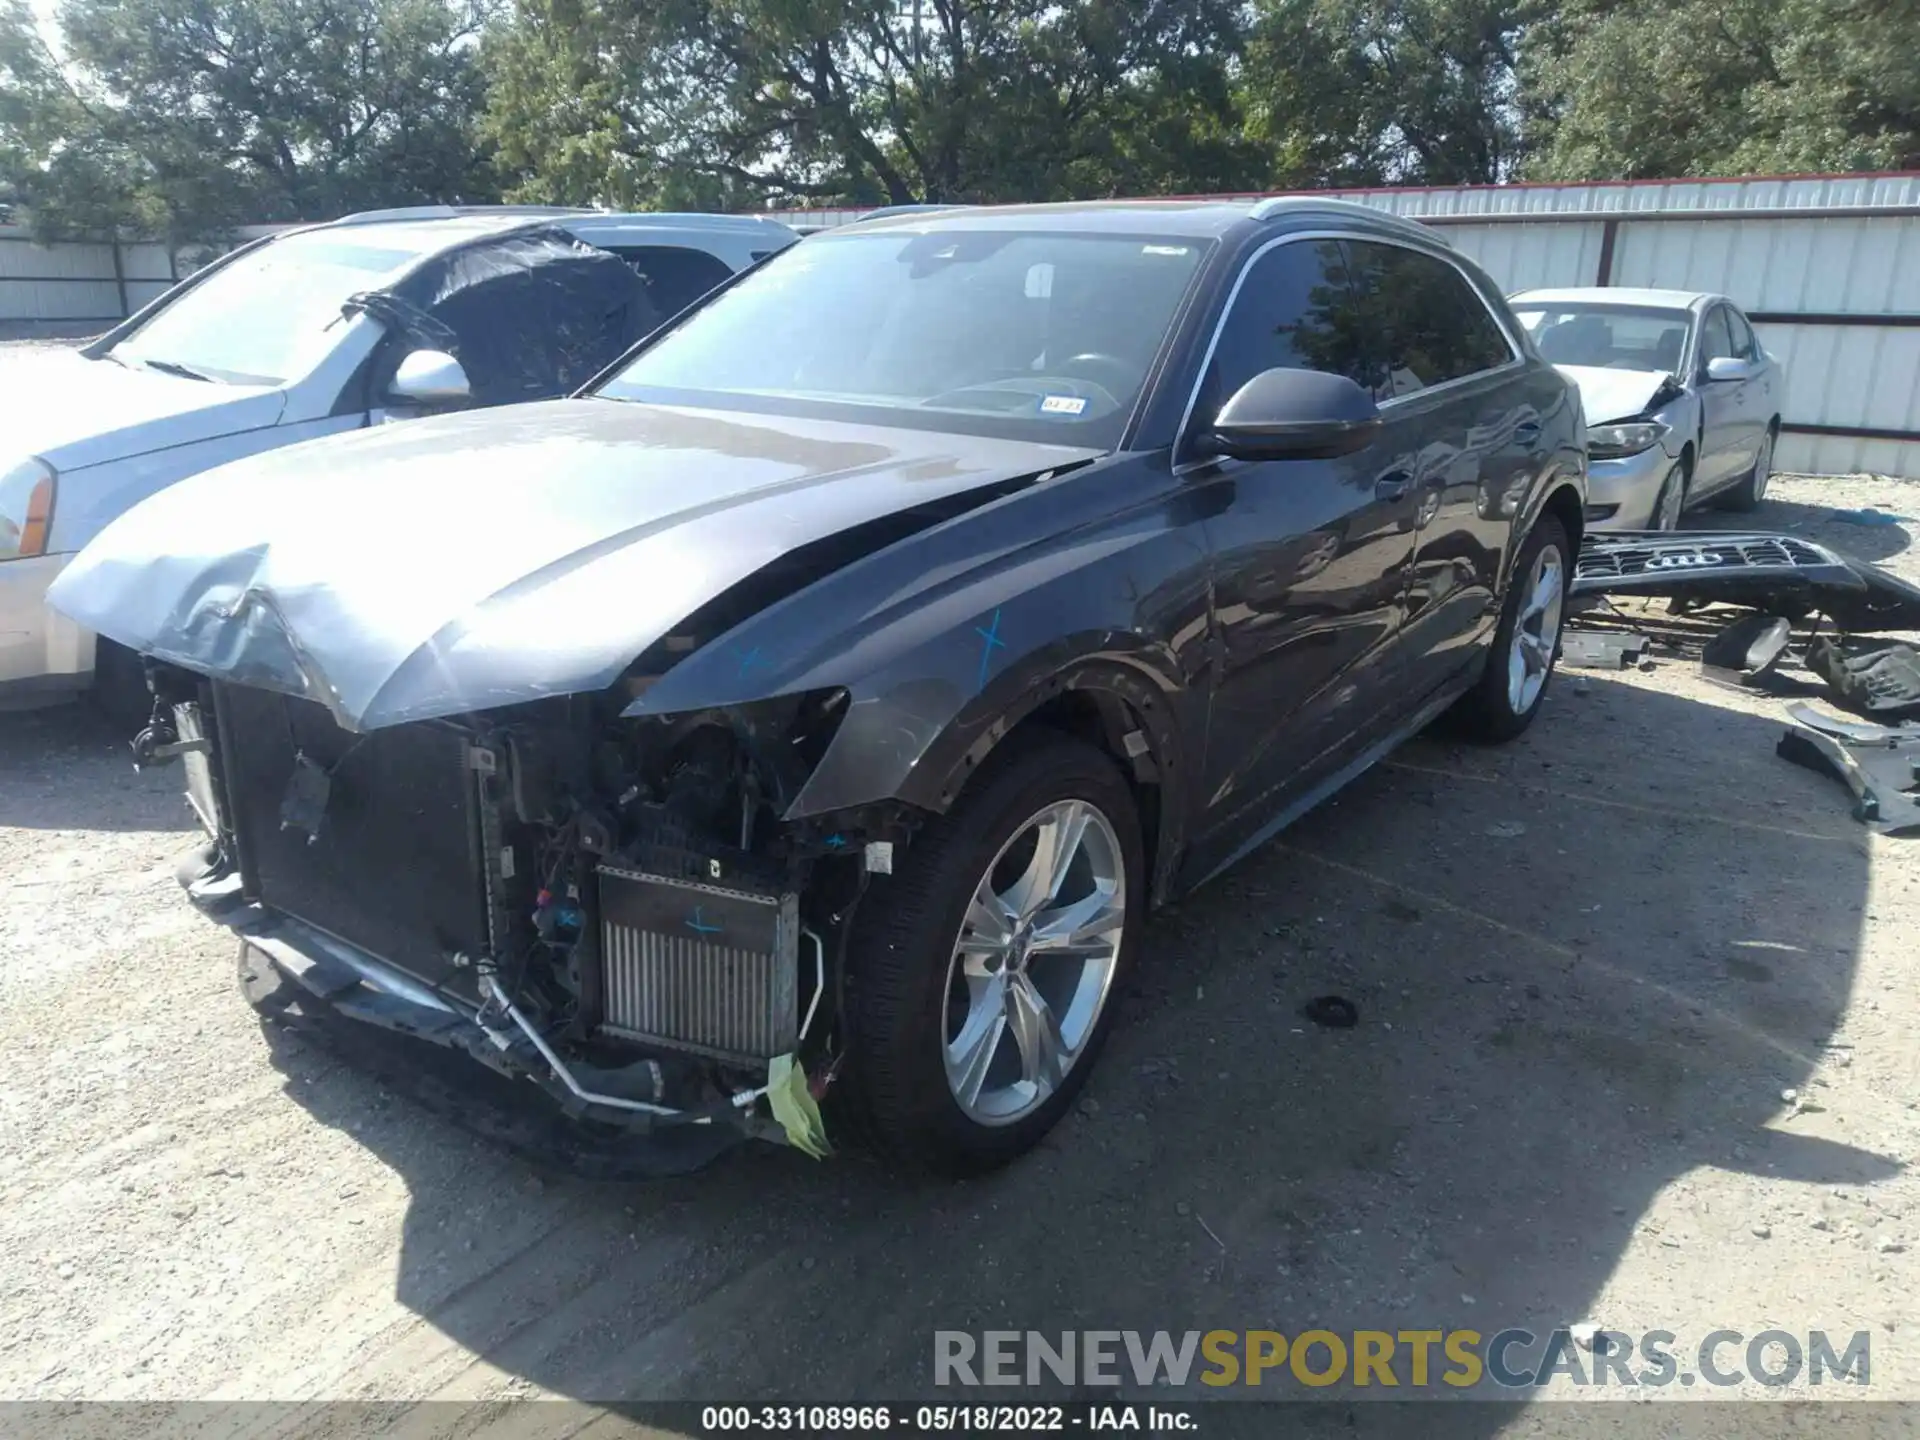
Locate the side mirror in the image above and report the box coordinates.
[1706,355,1758,384]
[1206,367,1383,462]
[388,349,472,408]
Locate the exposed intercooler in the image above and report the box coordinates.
[595,865,800,1065]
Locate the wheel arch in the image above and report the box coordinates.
[1540,479,1584,556]
[1503,472,1585,602]
[905,658,1191,909]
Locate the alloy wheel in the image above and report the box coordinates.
[1507,542,1565,715]
[942,799,1126,1126]
[1752,432,1774,503]
[1655,464,1686,530]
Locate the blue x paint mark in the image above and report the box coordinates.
[825,833,848,850]
[685,906,722,936]
[736,646,771,678]
[974,608,1007,691]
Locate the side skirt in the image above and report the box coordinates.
[1187,671,1477,892]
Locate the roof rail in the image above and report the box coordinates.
[855,203,974,222]
[326,204,602,227]
[1249,194,1445,240]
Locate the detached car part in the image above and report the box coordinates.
[1700,614,1792,687]
[1805,634,1920,719]
[1561,630,1651,670]
[1786,702,1920,746]
[1570,530,1920,633]
[1775,723,1920,836]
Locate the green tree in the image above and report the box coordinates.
[0,0,156,232]
[1,0,504,240]
[1523,0,1920,178]
[482,0,1266,209]
[1242,0,1533,187]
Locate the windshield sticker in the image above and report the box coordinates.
[1142,244,1191,256]
[1039,394,1089,416]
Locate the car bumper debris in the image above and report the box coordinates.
[1568,529,1920,833]
[1775,716,1920,836]
[1570,530,1920,633]
[1561,629,1651,670]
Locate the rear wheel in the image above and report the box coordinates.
[1447,513,1569,743]
[838,732,1142,1174]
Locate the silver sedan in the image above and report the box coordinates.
[1508,287,1783,531]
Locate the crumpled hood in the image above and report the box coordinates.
[1556,364,1680,427]
[49,397,1098,729]
[2,348,282,471]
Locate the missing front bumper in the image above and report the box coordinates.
[180,855,790,1168]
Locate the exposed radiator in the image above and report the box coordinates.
[596,865,799,1065]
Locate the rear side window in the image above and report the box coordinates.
[1343,241,1515,400]
[610,245,736,318]
[1202,240,1368,413]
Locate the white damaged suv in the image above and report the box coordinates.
[0,205,797,717]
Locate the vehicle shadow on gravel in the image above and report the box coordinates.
[253,672,1897,1415]
[1683,497,1913,564]
[0,702,191,832]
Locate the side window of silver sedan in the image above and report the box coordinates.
[1725,307,1762,361]
[1701,307,1736,361]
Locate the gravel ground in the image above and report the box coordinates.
[3,363,1920,1428]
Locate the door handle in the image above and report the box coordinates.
[1375,470,1414,501]
[1513,420,1541,442]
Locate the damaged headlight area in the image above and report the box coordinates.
[148,665,910,1168]
[1586,420,1669,460]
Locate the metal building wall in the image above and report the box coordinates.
[0,227,177,326]
[1315,175,1920,479]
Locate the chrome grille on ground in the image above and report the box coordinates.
[1575,534,1831,580]
[596,865,799,1065]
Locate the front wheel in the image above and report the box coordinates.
[1446,513,1569,743]
[1721,426,1775,511]
[838,732,1143,1174]
[1651,460,1688,530]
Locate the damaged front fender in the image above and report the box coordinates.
[625,457,1220,824]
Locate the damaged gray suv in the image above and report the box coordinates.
[51,200,1585,1174]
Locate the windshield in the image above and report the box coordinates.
[596,229,1212,445]
[1512,304,1692,374]
[109,230,437,386]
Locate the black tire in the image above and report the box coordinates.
[1651,459,1688,530]
[1446,512,1570,744]
[91,638,154,733]
[1721,424,1776,512]
[836,731,1144,1175]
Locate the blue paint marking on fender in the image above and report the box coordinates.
[685,906,723,936]
[974,607,1007,691]
[736,646,772,678]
